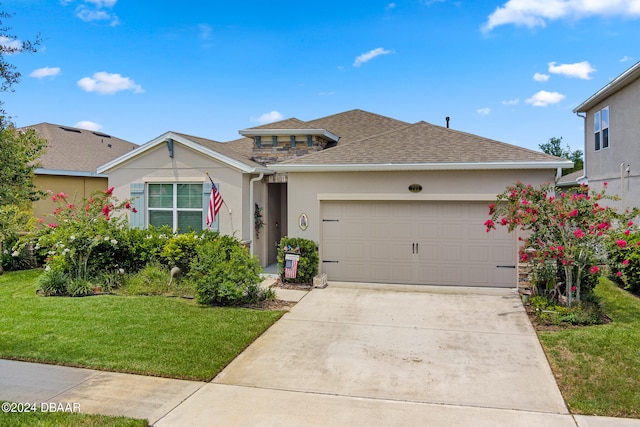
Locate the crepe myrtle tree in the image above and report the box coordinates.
[37,187,137,281]
[485,181,638,307]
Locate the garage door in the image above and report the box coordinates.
[321,201,516,287]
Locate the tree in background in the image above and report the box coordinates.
[539,137,584,175]
[0,6,44,273]
[0,6,45,207]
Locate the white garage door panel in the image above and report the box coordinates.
[321,201,516,287]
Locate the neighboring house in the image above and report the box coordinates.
[24,123,137,220]
[573,61,640,209]
[99,109,571,288]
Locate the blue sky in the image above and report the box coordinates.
[3,0,639,153]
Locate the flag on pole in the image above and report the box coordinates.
[206,175,224,230]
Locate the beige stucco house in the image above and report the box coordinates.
[98,109,571,288]
[25,123,137,220]
[573,61,640,209]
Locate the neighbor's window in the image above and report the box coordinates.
[148,183,203,232]
[594,106,609,151]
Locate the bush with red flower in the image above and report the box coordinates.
[607,228,640,295]
[487,182,638,307]
[36,188,136,290]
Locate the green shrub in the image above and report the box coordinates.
[118,226,172,272]
[122,263,171,296]
[607,230,640,295]
[530,295,605,325]
[67,278,94,297]
[37,270,69,296]
[188,235,265,306]
[277,237,319,283]
[161,230,219,274]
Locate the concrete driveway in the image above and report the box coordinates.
[157,283,576,426]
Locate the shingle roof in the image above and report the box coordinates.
[306,109,410,144]
[26,123,137,173]
[172,132,265,169]
[275,120,564,166]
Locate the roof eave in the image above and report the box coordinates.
[573,61,640,113]
[97,132,270,174]
[269,161,574,173]
[36,168,107,178]
[239,128,340,142]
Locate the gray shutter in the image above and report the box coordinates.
[130,183,145,229]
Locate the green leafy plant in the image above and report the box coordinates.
[277,237,319,284]
[487,182,638,306]
[37,269,69,296]
[188,235,267,306]
[161,232,200,273]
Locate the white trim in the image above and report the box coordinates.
[574,61,640,113]
[97,132,272,175]
[36,168,107,178]
[271,160,573,173]
[239,128,340,142]
[144,177,206,183]
[317,193,499,201]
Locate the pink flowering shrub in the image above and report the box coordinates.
[37,188,136,284]
[607,230,640,295]
[487,182,638,306]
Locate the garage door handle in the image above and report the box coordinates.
[412,243,415,254]
[322,260,339,263]
[416,243,419,254]
[496,265,516,268]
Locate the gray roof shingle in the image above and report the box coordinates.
[275,120,564,165]
[26,123,137,173]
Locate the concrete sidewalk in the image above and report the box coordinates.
[2,283,640,426]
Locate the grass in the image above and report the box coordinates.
[0,270,285,381]
[537,278,640,418]
[0,401,148,427]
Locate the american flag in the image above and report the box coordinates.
[206,176,223,230]
[284,254,299,279]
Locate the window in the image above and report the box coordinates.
[594,106,609,151]
[148,183,203,232]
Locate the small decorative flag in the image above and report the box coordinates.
[206,175,224,230]
[284,253,300,279]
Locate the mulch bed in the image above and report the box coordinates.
[523,301,612,332]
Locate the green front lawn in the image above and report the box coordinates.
[538,278,640,418]
[0,270,285,381]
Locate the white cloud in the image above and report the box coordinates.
[255,111,284,124]
[502,98,520,106]
[199,24,212,40]
[77,72,143,94]
[533,72,550,82]
[483,0,640,32]
[30,67,61,78]
[477,107,491,116]
[525,90,565,107]
[621,55,634,62]
[66,0,119,26]
[74,120,102,131]
[0,36,22,52]
[353,47,393,67]
[548,61,595,79]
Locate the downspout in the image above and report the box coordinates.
[575,112,587,183]
[249,173,264,257]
